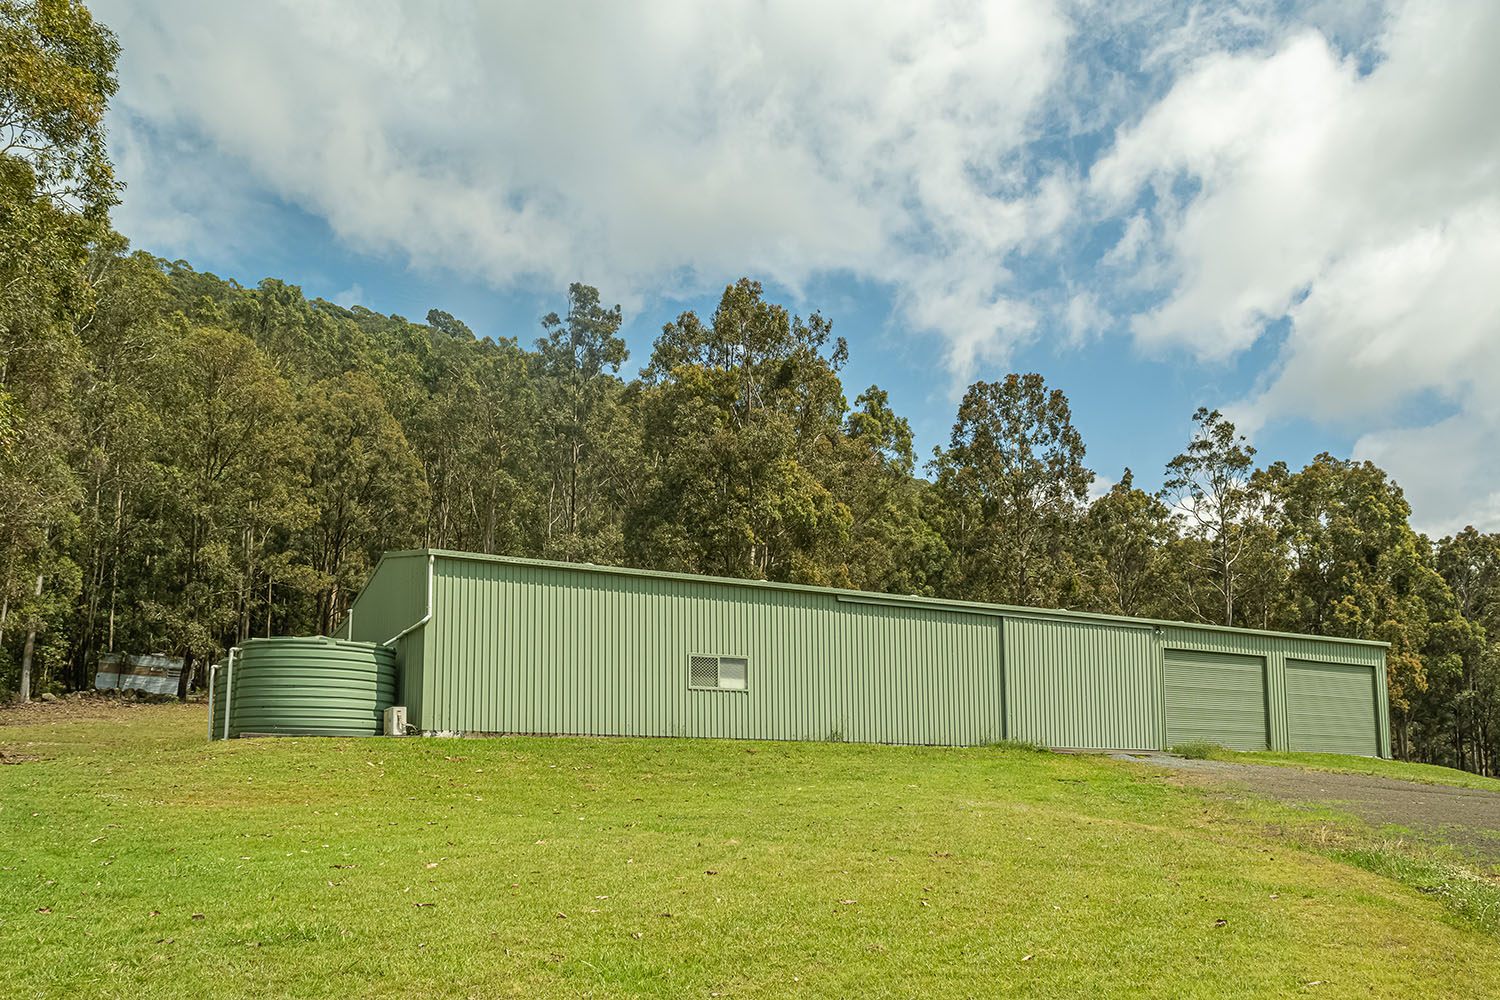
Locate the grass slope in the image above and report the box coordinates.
[2,703,1499,999]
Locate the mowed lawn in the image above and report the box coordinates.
[3,703,1499,999]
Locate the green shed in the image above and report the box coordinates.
[336,549,1391,757]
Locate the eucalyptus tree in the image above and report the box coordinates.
[533,283,629,560]
[66,245,169,685]
[931,373,1092,608]
[145,324,305,696]
[0,0,121,699]
[832,386,945,595]
[631,279,852,582]
[297,372,427,635]
[1434,528,1500,772]
[1162,407,1265,626]
[1079,469,1175,617]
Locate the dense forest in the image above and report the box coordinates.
[3,1,1498,771]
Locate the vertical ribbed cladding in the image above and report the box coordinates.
[414,554,1005,745]
[212,637,396,738]
[1002,615,1162,750]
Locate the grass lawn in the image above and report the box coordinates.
[4,703,1500,999]
[1175,745,1500,792]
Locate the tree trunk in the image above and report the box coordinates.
[176,649,196,701]
[107,484,122,651]
[18,569,43,703]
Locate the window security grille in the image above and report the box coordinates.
[690,655,720,688]
[689,654,749,691]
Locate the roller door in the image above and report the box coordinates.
[1165,650,1268,750]
[1286,660,1379,755]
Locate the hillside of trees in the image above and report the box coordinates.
[2,1,1498,772]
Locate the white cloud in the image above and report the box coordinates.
[98,0,1074,378]
[1090,0,1500,532]
[94,0,1500,533]
[333,283,364,309]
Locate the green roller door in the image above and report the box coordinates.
[1164,650,1268,750]
[1286,660,1378,755]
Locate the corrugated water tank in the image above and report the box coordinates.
[210,636,396,739]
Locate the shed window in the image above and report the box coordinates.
[690,654,749,692]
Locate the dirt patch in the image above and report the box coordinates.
[0,693,201,726]
[1120,753,1500,864]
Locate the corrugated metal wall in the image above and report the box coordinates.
[350,550,1391,756]
[420,557,1004,746]
[1003,616,1162,750]
[345,552,430,722]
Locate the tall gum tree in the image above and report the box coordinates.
[0,0,120,700]
[931,373,1092,608]
[1163,407,1263,626]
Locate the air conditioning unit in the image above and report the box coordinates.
[383,705,408,737]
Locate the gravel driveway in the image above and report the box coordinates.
[1115,753,1500,864]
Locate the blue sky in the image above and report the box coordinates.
[94,0,1500,533]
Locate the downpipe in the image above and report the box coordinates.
[205,661,216,742]
[221,646,240,742]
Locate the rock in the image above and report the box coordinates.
[39,692,58,702]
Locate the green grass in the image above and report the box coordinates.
[1185,747,1500,791]
[3,704,1500,999]
[1169,741,1224,760]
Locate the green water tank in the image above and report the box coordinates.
[209,636,397,738]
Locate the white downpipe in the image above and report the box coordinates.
[383,554,434,647]
[222,646,240,741]
[206,662,216,742]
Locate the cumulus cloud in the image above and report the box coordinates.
[98,0,1074,375]
[95,0,1500,532]
[1090,0,1500,533]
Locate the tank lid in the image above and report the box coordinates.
[240,635,393,654]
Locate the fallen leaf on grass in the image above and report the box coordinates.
[1213,919,1228,927]
[37,907,52,914]
[413,902,435,908]
[1021,955,1033,962]
[191,914,204,920]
